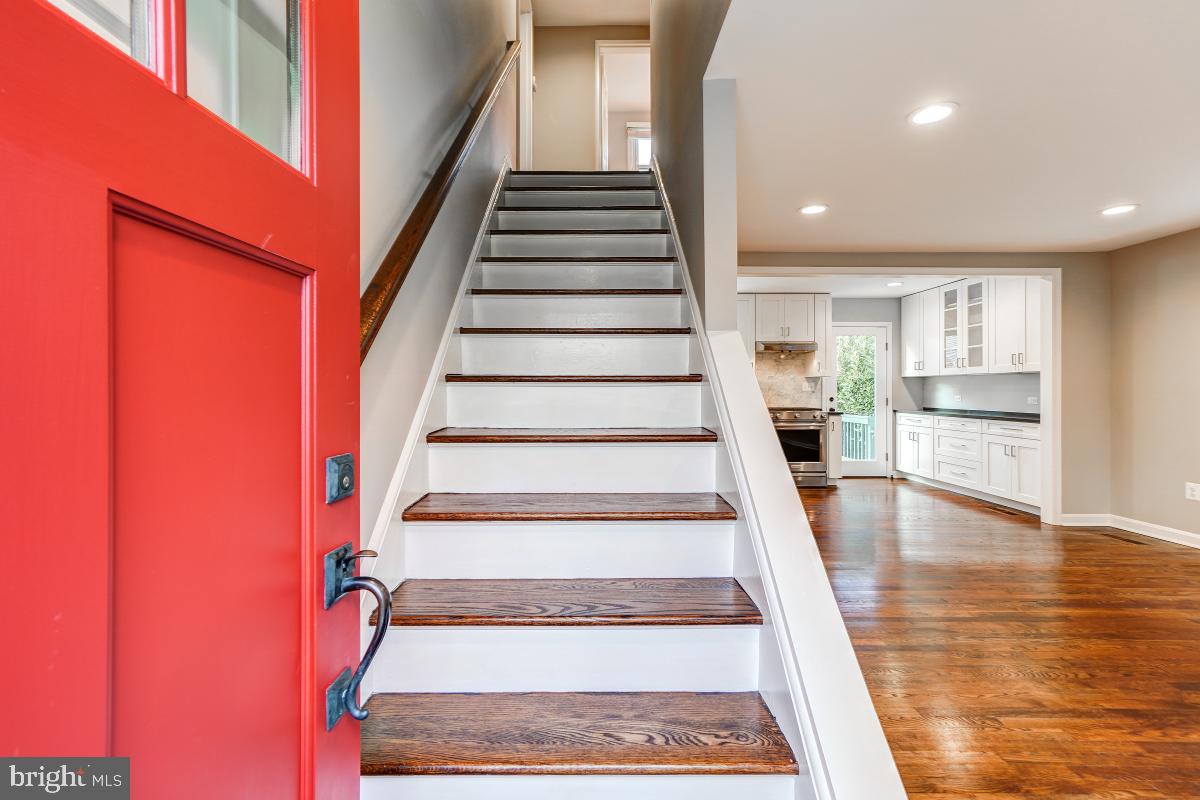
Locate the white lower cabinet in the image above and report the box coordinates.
[934,455,982,490]
[897,424,934,478]
[898,413,1041,508]
[982,434,1041,505]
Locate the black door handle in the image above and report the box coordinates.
[323,543,392,729]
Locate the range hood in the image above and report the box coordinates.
[757,341,818,353]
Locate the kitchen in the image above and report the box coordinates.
[737,272,1052,515]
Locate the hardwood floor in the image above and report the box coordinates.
[801,478,1200,799]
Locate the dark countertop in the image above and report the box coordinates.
[895,407,1041,424]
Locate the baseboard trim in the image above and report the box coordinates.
[1059,513,1200,550]
[1057,513,1111,527]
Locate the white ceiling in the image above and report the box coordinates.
[738,275,961,298]
[605,50,651,113]
[707,0,1200,252]
[532,0,651,28]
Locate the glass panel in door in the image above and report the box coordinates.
[942,285,960,370]
[187,0,304,166]
[835,326,888,476]
[964,280,985,368]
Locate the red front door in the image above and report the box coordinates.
[0,2,360,798]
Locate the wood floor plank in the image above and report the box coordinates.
[360,692,798,775]
[445,373,703,383]
[458,326,691,335]
[803,478,1200,799]
[402,492,737,522]
[374,577,761,627]
[426,426,717,443]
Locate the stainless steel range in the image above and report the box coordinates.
[769,407,829,487]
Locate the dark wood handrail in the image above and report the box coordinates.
[359,40,522,362]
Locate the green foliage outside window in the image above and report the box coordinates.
[836,335,876,415]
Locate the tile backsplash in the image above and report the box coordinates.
[754,352,824,408]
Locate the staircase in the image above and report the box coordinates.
[361,170,803,800]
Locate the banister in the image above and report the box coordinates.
[359,40,522,362]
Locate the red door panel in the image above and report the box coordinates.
[0,1,360,796]
[111,211,304,799]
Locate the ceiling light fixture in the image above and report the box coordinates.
[1100,204,1138,216]
[887,281,904,287]
[908,102,958,126]
[799,204,828,215]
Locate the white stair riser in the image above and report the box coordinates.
[371,627,759,693]
[460,335,690,375]
[403,522,734,578]
[484,234,674,258]
[503,189,659,208]
[470,296,683,327]
[446,383,702,427]
[492,209,667,230]
[428,444,716,492]
[507,173,656,188]
[480,262,676,289]
[362,775,797,800]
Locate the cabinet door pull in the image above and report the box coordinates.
[1019,352,1025,365]
[1011,353,1017,366]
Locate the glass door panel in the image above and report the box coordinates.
[942,286,960,370]
[965,279,985,368]
[187,0,304,166]
[835,326,888,476]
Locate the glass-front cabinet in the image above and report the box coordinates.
[941,278,989,374]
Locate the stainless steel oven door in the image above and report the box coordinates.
[774,423,826,473]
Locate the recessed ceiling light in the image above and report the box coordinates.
[1100,204,1138,216]
[799,204,828,215]
[908,102,958,126]
[887,281,904,287]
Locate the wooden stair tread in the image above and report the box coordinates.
[361,692,798,776]
[494,205,664,212]
[375,578,761,627]
[506,186,657,192]
[459,326,690,335]
[470,288,683,296]
[479,256,677,263]
[427,426,717,443]
[444,373,703,383]
[403,492,737,522]
[488,229,670,236]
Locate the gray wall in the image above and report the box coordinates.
[742,251,1113,518]
[532,26,650,171]
[359,0,518,543]
[650,0,731,324]
[1110,228,1200,533]
[831,298,921,412]
[360,0,515,288]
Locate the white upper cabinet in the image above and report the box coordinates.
[1023,278,1043,372]
[900,289,945,377]
[736,295,756,363]
[987,276,1042,374]
[755,294,815,342]
[812,293,831,375]
[989,277,1026,373]
[755,295,785,341]
[921,289,941,376]
[941,278,989,374]
[900,293,922,377]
